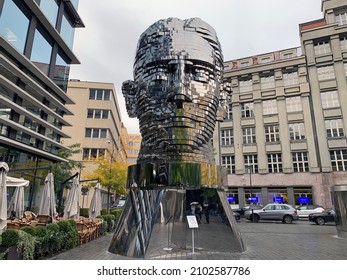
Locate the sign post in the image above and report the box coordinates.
[186,215,199,254]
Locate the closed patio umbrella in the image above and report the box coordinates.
[0,162,9,233]
[6,175,30,220]
[7,183,25,219]
[63,176,80,219]
[89,183,102,219]
[38,173,57,219]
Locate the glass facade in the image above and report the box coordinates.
[38,0,59,27]
[53,51,70,92]
[0,0,30,53]
[0,0,83,216]
[61,13,75,48]
[31,25,53,75]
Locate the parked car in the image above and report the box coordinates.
[244,203,299,224]
[308,208,336,225]
[111,199,126,208]
[233,204,263,216]
[296,205,325,218]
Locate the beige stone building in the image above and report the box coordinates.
[126,133,142,165]
[215,0,347,209]
[62,80,127,208]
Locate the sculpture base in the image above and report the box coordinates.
[108,163,245,258]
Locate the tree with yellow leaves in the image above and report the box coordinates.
[83,156,128,213]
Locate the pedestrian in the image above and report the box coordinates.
[204,203,210,224]
[195,204,202,224]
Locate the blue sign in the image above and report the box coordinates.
[248,196,258,203]
[273,197,284,203]
[298,197,310,204]
[227,196,235,203]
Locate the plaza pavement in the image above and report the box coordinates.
[47,216,347,260]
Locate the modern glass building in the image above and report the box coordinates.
[215,0,347,209]
[0,0,84,210]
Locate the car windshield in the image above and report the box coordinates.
[119,200,125,206]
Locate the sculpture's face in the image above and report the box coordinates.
[123,18,224,163]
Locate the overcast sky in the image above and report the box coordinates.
[69,0,323,134]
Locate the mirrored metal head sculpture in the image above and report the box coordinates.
[123,17,228,164]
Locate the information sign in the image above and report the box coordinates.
[248,196,258,203]
[227,196,235,203]
[298,197,310,204]
[273,197,284,203]
[186,215,199,228]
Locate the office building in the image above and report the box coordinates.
[62,80,126,207]
[0,0,84,209]
[126,132,141,165]
[216,0,347,208]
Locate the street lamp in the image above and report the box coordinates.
[246,165,255,222]
[246,165,253,200]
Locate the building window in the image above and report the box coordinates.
[87,109,109,119]
[265,125,280,142]
[241,102,254,118]
[325,119,345,138]
[31,26,53,75]
[260,74,275,90]
[260,56,271,63]
[239,79,253,93]
[263,99,278,115]
[221,129,234,146]
[292,152,309,172]
[289,123,305,140]
[335,10,347,26]
[244,155,258,173]
[89,89,111,100]
[242,127,256,144]
[224,104,233,120]
[330,150,347,171]
[85,128,108,138]
[286,96,302,112]
[222,155,235,174]
[38,0,59,28]
[314,40,331,55]
[344,63,347,76]
[282,51,294,59]
[267,153,283,173]
[340,36,347,50]
[317,65,335,80]
[283,71,299,86]
[321,91,340,109]
[0,0,30,53]
[83,148,106,160]
[240,61,250,68]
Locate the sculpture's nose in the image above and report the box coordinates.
[167,60,192,103]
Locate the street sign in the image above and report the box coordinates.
[273,196,284,203]
[298,197,310,204]
[227,196,235,203]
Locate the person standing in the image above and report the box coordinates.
[204,203,210,224]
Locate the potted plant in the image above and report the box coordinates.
[0,229,21,260]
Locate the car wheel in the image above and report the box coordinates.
[283,215,293,224]
[316,217,325,225]
[250,214,259,223]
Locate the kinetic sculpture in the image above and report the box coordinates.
[109,18,244,258]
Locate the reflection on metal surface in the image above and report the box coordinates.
[109,18,243,258]
[331,185,347,238]
[126,162,222,189]
[109,188,245,258]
